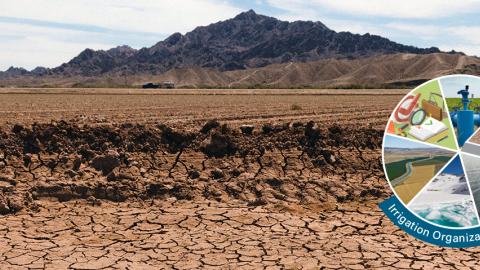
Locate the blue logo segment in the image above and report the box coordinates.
[380,196,480,248]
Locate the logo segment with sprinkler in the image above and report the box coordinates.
[380,74,480,247]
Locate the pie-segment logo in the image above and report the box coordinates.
[381,75,480,248]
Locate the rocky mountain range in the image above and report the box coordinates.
[1,10,477,88]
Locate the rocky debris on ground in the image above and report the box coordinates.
[0,119,385,214]
[0,119,416,268]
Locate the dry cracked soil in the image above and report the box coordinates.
[0,89,476,269]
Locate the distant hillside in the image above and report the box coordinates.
[1,10,476,88]
[3,53,479,88]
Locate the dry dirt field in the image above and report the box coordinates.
[2,88,477,269]
[0,88,404,129]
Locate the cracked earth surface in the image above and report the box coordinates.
[3,199,472,270]
[0,90,474,269]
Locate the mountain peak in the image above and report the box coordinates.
[2,11,450,78]
[6,66,28,73]
[2,66,29,76]
[107,45,137,56]
[108,45,135,52]
[233,9,265,21]
[246,9,257,14]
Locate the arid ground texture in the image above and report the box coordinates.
[2,88,478,269]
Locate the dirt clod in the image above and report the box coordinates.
[188,170,201,179]
[0,198,9,214]
[200,133,237,157]
[240,125,254,135]
[90,150,120,175]
[211,168,225,179]
[201,120,220,134]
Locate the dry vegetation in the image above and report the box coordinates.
[1,88,475,269]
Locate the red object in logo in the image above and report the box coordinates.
[393,93,421,123]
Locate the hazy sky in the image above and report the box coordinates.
[384,135,437,149]
[3,0,480,70]
[441,76,480,98]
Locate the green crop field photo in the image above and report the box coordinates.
[446,98,480,112]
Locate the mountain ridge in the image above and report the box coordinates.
[1,10,476,88]
[3,53,480,88]
[2,10,443,74]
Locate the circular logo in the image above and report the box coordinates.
[381,74,480,247]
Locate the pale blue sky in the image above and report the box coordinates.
[441,76,480,98]
[384,135,437,149]
[2,0,480,71]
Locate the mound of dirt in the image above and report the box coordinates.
[0,119,386,215]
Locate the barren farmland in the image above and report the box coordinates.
[0,88,404,129]
[1,88,477,269]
